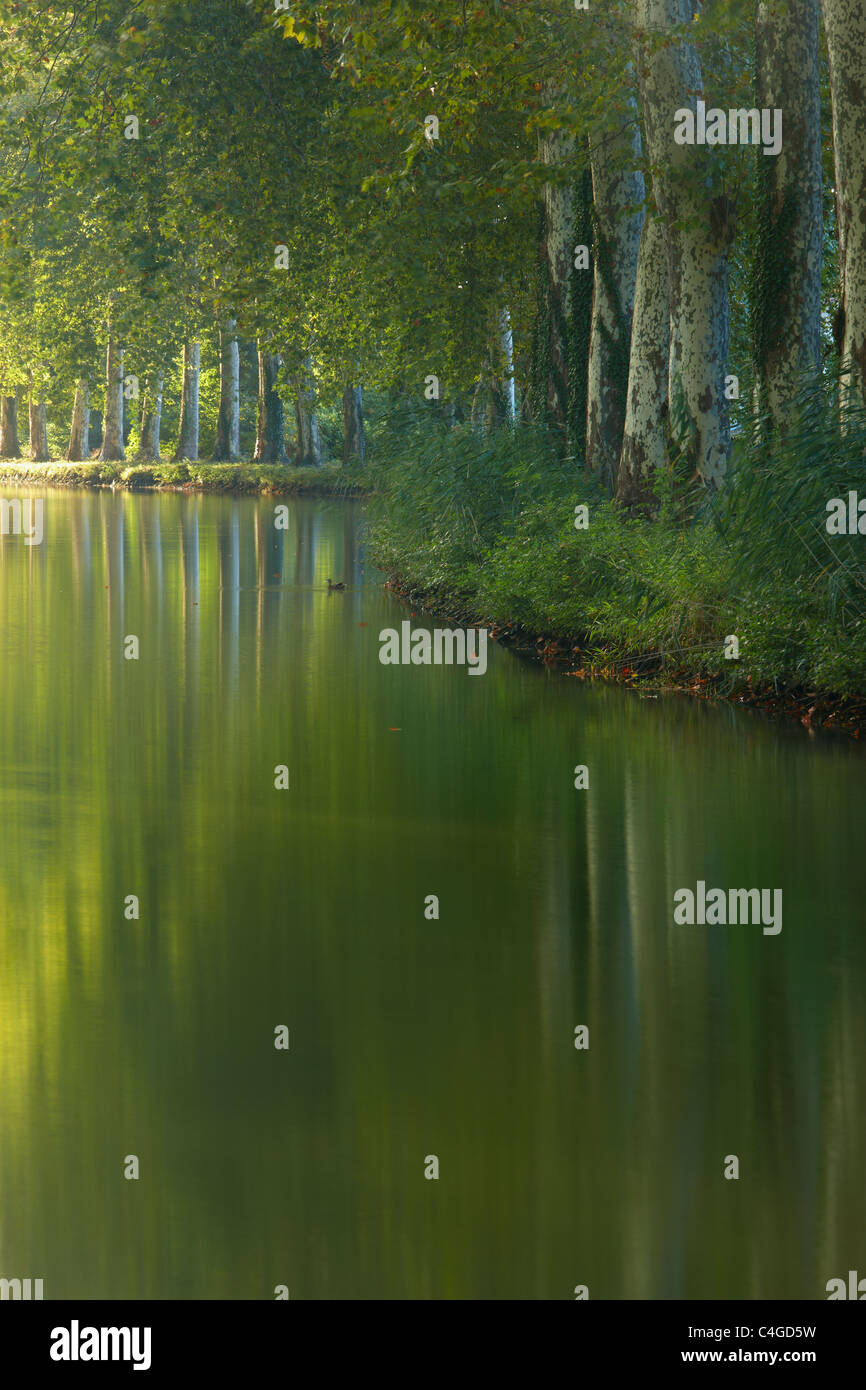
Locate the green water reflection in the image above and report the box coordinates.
[0,489,864,1299]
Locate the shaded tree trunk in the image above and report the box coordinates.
[173,341,200,461]
[98,335,125,461]
[753,0,822,425]
[295,358,322,467]
[89,409,103,455]
[213,319,240,460]
[586,107,644,488]
[122,393,133,447]
[136,375,163,461]
[617,207,670,508]
[820,0,866,408]
[634,0,732,487]
[0,394,21,458]
[67,379,90,460]
[28,385,49,462]
[567,168,595,458]
[533,88,576,445]
[254,349,288,463]
[342,384,365,465]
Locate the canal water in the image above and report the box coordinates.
[0,489,863,1299]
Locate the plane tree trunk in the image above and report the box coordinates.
[173,342,200,461]
[137,375,164,461]
[98,335,125,461]
[213,319,240,461]
[821,0,866,408]
[0,394,21,458]
[617,206,669,508]
[634,0,732,488]
[585,106,644,489]
[254,349,288,463]
[67,379,90,461]
[295,358,322,467]
[342,384,365,465]
[753,0,822,424]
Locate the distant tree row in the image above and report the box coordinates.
[0,1,863,500]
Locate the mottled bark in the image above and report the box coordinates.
[254,349,288,463]
[342,384,365,465]
[136,375,163,461]
[634,0,732,487]
[753,0,822,424]
[0,394,20,458]
[99,336,125,461]
[586,107,644,487]
[213,319,240,461]
[536,84,576,440]
[617,208,670,507]
[67,379,90,460]
[295,358,322,467]
[821,0,866,408]
[173,342,200,461]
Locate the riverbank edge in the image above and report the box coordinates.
[0,460,370,496]
[378,569,866,741]
[5,459,862,737]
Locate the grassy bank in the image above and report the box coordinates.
[367,398,866,735]
[0,459,369,495]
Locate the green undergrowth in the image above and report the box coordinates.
[0,459,369,495]
[367,394,866,700]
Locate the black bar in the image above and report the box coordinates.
[3,1299,862,1376]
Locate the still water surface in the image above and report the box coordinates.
[0,489,864,1299]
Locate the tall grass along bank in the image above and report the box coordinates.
[367,395,866,735]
